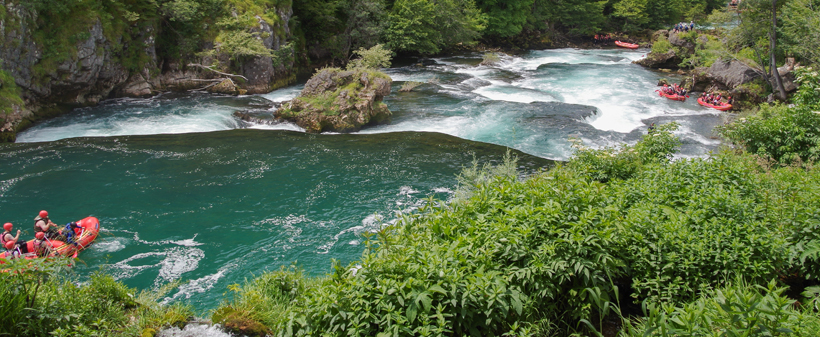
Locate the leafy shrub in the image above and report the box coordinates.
[0,259,192,336]
[346,44,392,70]
[720,69,820,164]
[651,36,674,54]
[792,66,820,110]
[569,122,680,183]
[215,124,820,336]
[614,154,790,302]
[624,280,820,336]
[720,103,820,164]
[0,67,23,117]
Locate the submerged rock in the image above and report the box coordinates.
[275,68,392,133]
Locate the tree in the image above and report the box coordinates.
[474,0,534,37]
[612,0,650,31]
[780,0,820,65]
[532,0,607,36]
[385,0,485,54]
[733,0,788,100]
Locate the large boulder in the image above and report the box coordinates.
[706,59,763,89]
[275,68,392,133]
[634,50,680,69]
[668,32,696,54]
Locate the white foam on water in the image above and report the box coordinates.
[17,100,240,143]
[259,85,304,103]
[247,122,305,132]
[107,246,205,287]
[93,238,126,253]
[157,323,232,337]
[164,267,229,303]
[473,85,556,103]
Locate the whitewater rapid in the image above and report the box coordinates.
[18,48,724,159]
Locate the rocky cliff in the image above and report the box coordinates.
[0,1,296,142]
[275,68,392,133]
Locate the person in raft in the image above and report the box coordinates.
[34,210,63,241]
[33,232,53,258]
[2,223,29,258]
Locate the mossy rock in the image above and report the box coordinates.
[212,306,270,337]
[275,68,392,133]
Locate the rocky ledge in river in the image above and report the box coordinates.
[275,68,392,133]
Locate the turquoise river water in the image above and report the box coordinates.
[2,48,724,313]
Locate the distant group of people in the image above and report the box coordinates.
[672,21,695,33]
[2,210,78,259]
[593,34,613,44]
[662,83,687,96]
[701,92,733,106]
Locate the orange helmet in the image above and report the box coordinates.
[35,232,45,240]
[39,210,49,218]
[3,223,11,232]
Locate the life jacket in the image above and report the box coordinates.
[33,239,50,257]
[34,216,50,233]
[1,231,12,246]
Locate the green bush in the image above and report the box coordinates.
[719,103,820,164]
[346,44,392,70]
[624,280,820,336]
[0,258,192,336]
[568,122,680,183]
[651,36,674,55]
[720,68,820,165]
[0,67,23,116]
[213,123,820,335]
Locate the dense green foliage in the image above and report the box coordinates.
[780,0,820,66]
[624,280,820,336]
[0,258,192,336]
[720,66,820,164]
[212,115,820,335]
[0,67,23,116]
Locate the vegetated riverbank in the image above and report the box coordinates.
[206,69,820,335]
[6,69,818,336]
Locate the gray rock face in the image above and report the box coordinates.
[0,1,296,142]
[241,8,295,94]
[668,32,696,54]
[634,50,680,69]
[706,60,763,89]
[0,8,128,106]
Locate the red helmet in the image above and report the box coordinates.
[35,232,45,240]
[39,210,49,218]
[3,223,11,232]
[4,241,14,250]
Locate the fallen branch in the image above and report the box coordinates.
[189,79,224,82]
[193,81,223,91]
[187,63,249,81]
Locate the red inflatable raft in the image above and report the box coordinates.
[697,97,733,111]
[1,216,100,260]
[615,41,639,49]
[658,91,686,101]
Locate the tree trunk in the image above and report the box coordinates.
[770,0,788,100]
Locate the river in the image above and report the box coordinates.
[2,48,724,313]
